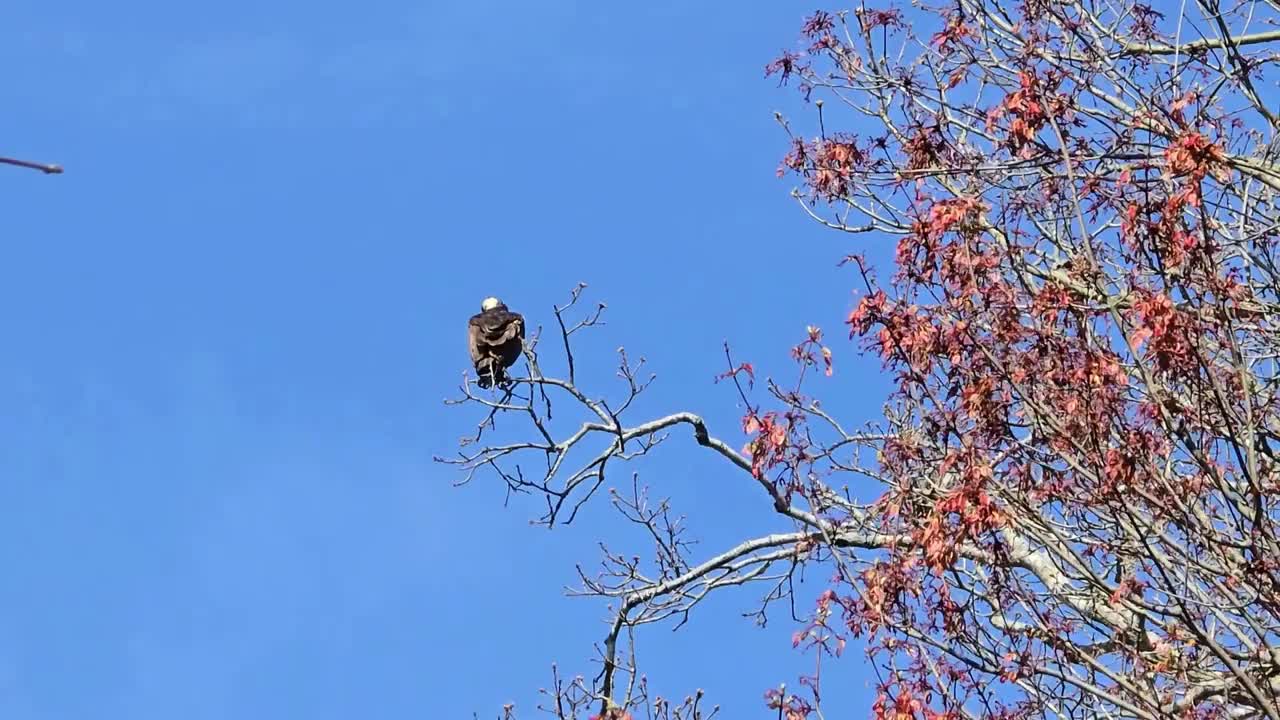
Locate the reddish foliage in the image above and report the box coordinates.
[930,14,977,54]
[760,1,1280,718]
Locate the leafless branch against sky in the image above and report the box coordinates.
[0,155,62,174]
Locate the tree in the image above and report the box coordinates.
[442,1,1280,717]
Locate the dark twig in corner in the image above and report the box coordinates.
[0,156,62,174]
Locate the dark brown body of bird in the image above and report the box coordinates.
[467,296,525,389]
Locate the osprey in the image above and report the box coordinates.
[467,296,525,389]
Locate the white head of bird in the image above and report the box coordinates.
[480,297,503,312]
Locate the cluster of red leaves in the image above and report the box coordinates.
[1161,130,1229,211]
[846,199,1012,399]
[1130,291,1200,375]
[800,9,835,37]
[930,13,977,55]
[1012,336,1129,452]
[903,124,949,171]
[1098,428,1169,503]
[1029,280,1074,324]
[742,409,804,480]
[799,9,841,53]
[918,453,1004,573]
[986,69,1071,158]
[765,50,808,87]
[812,138,866,200]
[733,332,834,490]
[715,360,755,387]
[764,688,814,720]
[918,196,985,242]
[849,559,918,635]
[848,291,937,371]
[1165,130,1225,181]
[871,677,966,720]
[1121,193,1203,271]
[1107,574,1149,605]
[855,6,904,31]
[780,135,870,200]
[896,196,998,289]
[1126,3,1166,43]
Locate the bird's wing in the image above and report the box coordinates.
[467,315,486,363]
[474,309,524,345]
[506,312,525,343]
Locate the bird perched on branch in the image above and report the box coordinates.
[467,296,525,389]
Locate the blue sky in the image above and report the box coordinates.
[0,1,898,717]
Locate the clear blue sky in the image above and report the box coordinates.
[0,1,897,717]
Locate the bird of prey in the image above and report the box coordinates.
[467,296,525,389]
